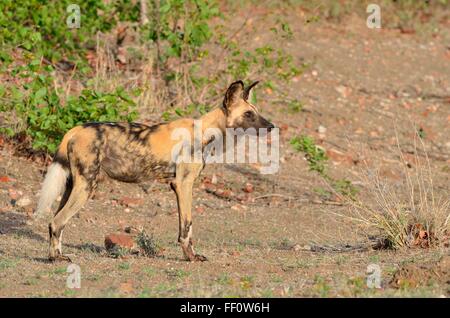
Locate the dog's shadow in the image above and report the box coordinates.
[0,210,46,242]
[66,242,105,254]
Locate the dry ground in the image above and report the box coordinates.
[0,5,449,297]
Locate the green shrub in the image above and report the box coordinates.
[226,45,302,83]
[136,230,161,257]
[0,0,140,66]
[290,134,358,198]
[145,0,220,61]
[290,135,328,175]
[1,61,138,153]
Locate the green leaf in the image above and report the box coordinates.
[34,87,47,100]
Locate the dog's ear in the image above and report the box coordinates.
[223,80,244,110]
[243,81,259,103]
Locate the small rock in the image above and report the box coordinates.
[335,85,352,98]
[119,281,134,294]
[354,127,364,134]
[8,188,21,201]
[105,233,135,251]
[243,183,254,193]
[16,196,32,207]
[326,148,354,165]
[119,196,144,208]
[311,70,318,77]
[211,174,218,184]
[279,124,289,137]
[231,204,248,211]
[195,206,205,214]
[0,176,12,182]
[317,125,327,134]
[229,250,240,256]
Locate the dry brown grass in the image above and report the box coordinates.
[332,129,449,249]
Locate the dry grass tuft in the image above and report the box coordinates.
[333,129,449,249]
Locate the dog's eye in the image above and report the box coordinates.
[244,111,254,119]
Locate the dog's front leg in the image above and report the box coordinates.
[171,163,206,262]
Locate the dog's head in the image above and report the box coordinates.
[222,80,275,132]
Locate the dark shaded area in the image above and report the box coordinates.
[0,211,45,242]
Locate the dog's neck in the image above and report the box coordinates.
[199,107,227,135]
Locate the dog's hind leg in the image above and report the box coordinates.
[51,177,73,255]
[48,174,91,262]
[48,136,101,262]
[171,162,206,262]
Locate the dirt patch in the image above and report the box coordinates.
[390,255,450,292]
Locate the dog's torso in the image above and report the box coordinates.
[55,119,200,184]
[98,122,175,182]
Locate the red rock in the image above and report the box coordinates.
[195,206,205,214]
[279,124,289,137]
[0,176,11,182]
[119,281,134,294]
[105,233,135,250]
[243,183,254,193]
[119,197,144,208]
[229,250,240,256]
[326,148,354,165]
[400,27,415,34]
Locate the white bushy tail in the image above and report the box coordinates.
[35,163,70,219]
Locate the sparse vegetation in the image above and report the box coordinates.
[290,135,328,174]
[108,246,131,259]
[290,135,358,198]
[165,268,190,279]
[118,262,131,270]
[337,133,449,250]
[136,230,161,257]
[0,259,17,270]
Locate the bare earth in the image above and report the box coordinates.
[0,8,449,297]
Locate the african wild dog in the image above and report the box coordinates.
[35,80,275,262]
